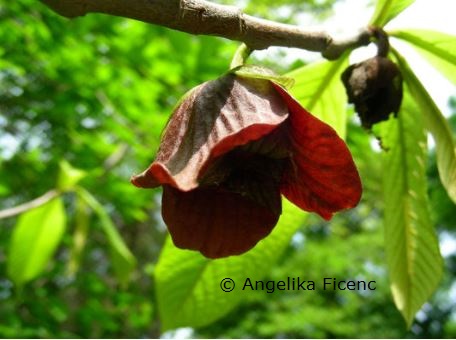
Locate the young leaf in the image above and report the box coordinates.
[77,188,136,286]
[7,197,66,287]
[393,49,456,204]
[155,200,306,331]
[57,160,86,192]
[370,0,416,26]
[390,29,456,84]
[286,58,349,138]
[379,89,443,327]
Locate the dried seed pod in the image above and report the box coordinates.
[341,56,403,129]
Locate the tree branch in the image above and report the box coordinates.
[39,0,372,59]
[0,189,60,219]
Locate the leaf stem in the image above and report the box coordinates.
[230,43,253,69]
[370,26,390,57]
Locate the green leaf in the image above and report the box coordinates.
[370,0,416,26]
[77,188,136,286]
[390,29,456,84]
[57,160,86,192]
[7,197,66,287]
[379,89,443,327]
[393,49,456,204]
[286,57,349,138]
[155,200,306,331]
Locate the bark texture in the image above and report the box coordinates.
[39,0,372,59]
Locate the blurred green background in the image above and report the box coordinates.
[1,0,455,337]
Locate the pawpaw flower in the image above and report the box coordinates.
[131,72,362,259]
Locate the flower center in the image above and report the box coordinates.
[198,126,289,215]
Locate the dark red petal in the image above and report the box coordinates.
[131,75,289,191]
[161,185,281,259]
[272,83,362,220]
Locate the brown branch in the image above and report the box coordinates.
[0,189,60,219]
[39,0,372,60]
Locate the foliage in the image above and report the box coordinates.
[377,88,442,327]
[389,29,456,86]
[8,196,66,288]
[370,0,416,26]
[0,0,455,338]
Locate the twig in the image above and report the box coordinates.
[103,143,130,171]
[0,189,60,219]
[39,0,372,60]
[0,141,129,220]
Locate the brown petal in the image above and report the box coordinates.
[161,183,281,259]
[131,75,289,191]
[272,83,362,220]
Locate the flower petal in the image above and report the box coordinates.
[131,75,289,191]
[272,83,362,220]
[161,184,281,258]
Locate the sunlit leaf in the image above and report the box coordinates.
[379,88,443,327]
[370,0,415,26]
[155,200,306,331]
[7,197,66,287]
[394,49,456,204]
[390,29,456,84]
[286,57,348,137]
[77,188,136,286]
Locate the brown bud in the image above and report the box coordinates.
[341,56,403,129]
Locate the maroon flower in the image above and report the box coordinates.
[131,73,362,258]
